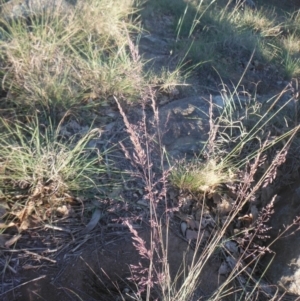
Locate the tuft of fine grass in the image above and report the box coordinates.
[0,0,146,110]
[0,115,106,200]
[170,158,235,194]
[281,51,300,79]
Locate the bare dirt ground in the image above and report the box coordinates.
[11,225,223,301]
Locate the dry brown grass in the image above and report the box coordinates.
[115,79,300,300]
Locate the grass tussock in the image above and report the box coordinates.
[170,158,235,194]
[0,0,145,110]
[0,115,105,199]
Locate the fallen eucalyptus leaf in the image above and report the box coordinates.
[186,218,199,230]
[81,208,102,234]
[250,205,259,223]
[219,261,230,275]
[225,256,238,270]
[17,201,35,223]
[180,221,187,236]
[19,219,30,232]
[0,222,15,229]
[224,240,239,257]
[4,234,22,248]
[186,229,199,240]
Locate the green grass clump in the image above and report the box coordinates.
[170,81,299,196]
[0,116,106,199]
[0,0,145,110]
[170,158,234,193]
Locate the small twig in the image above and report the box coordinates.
[44,223,75,241]
[106,223,143,229]
[24,250,56,263]
[3,248,58,253]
